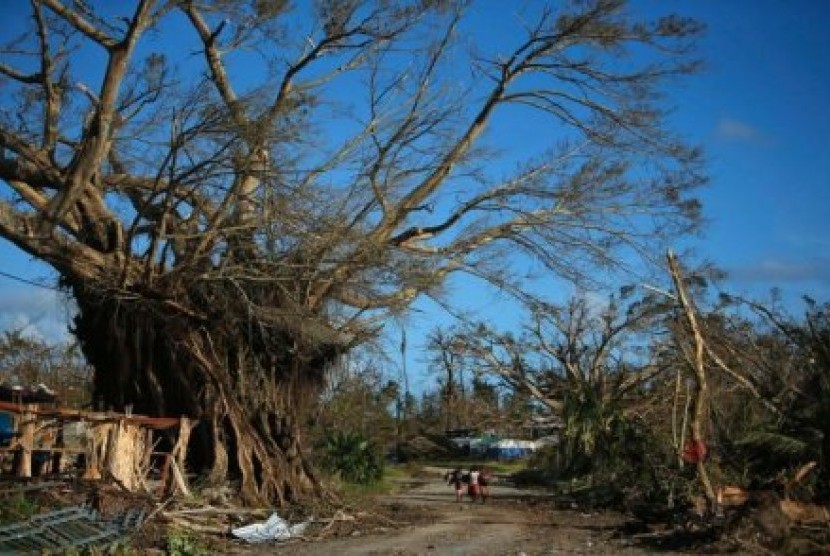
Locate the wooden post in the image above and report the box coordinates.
[157,454,172,496]
[52,424,65,474]
[15,405,36,477]
[141,427,154,483]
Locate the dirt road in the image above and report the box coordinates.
[267,475,674,555]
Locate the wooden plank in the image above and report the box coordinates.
[0,447,85,454]
[0,401,183,428]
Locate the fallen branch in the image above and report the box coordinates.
[168,458,190,497]
[165,516,229,535]
[163,506,272,517]
[136,496,176,532]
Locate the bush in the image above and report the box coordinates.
[321,431,385,485]
[526,418,687,511]
[165,530,207,556]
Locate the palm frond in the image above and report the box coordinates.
[736,430,810,460]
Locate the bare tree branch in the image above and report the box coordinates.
[40,0,118,48]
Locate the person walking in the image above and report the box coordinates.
[446,467,465,503]
[468,467,481,503]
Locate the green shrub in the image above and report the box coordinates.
[321,431,385,485]
[165,530,207,556]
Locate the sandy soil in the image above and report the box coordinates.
[255,476,688,555]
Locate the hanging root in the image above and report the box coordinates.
[71,285,334,506]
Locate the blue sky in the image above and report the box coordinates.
[0,1,828,391]
[401,1,830,391]
[674,1,830,297]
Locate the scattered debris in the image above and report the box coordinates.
[0,505,144,553]
[717,485,749,507]
[0,401,194,497]
[779,499,830,525]
[0,480,64,497]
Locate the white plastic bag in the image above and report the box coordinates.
[232,512,310,543]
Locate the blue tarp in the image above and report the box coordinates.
[484,439,536,461]
[0,412,13,446]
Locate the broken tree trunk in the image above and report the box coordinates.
[83,422,110,480]
[104,418,150,492]
[667,250,717,512]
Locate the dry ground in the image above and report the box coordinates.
[250,476,693,555]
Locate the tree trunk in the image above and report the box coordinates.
[70,284,329,506]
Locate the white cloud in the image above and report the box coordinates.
[729,257,830,284]
[714,117,772,145]
[0,287,74,343]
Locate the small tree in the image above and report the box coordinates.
[320,431,385,485]
[311,357,397,450]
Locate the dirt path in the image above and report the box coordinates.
[265,475,679,555]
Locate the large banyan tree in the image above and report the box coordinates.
[0,0,704,504]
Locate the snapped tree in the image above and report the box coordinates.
[0,0,703,504]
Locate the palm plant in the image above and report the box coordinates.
[558,377,624,474]
[320,431,385,485]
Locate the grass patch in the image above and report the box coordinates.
[0,493,38,524]
[337,464,413,502]
[340,479,396,498]
[385,464,414,481]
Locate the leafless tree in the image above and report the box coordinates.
[0,0,702,504]
[425,326,466,431]
[449,290,671,480]
[0,329,92,406]
[455,292,668,415]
